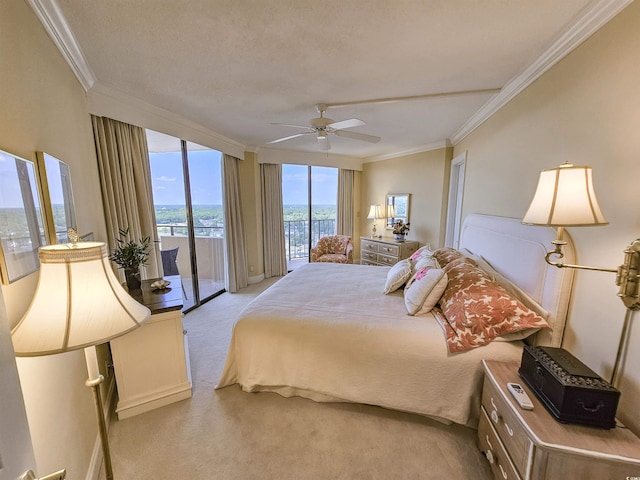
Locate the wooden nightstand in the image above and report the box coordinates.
[360,236,419,266]
[479,360,640,480]
[110,275,192,419]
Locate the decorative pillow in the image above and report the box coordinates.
[384,258,413,294]
[410,245,433,262]
[438,260,549,352]
[432,247,465,267]
[404,267,448,315]
[414,254,440,271]
[334,236,350,254]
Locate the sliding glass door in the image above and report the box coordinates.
[146,130,224,311]
[282,164,337,269]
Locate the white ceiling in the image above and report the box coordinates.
[33,0,630,159]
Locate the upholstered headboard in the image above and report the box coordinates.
[458,213,575,347]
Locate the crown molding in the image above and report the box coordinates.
[363,140,452,163]
[26,0,96,91]
[451,0,634,146]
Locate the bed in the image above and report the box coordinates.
[216,214,575,427]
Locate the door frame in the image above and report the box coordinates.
[445,151,467,249]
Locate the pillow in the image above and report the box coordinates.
[404,267,448,315]
[384,259,413,294]
[437,260,549,352]
[432,247,465,267]
[409,245,434,262]
[414,254,440,271]
[334,236,350,254]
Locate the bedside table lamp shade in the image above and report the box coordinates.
[367,204,383,238]
[11,241,150,480]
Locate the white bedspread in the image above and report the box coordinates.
[216,262,524,427]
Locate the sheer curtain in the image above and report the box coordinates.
[91,115,161,279]
[337,168,354,237]
[260,163,287,278]
[222,154,248,292]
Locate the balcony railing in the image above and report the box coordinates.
[157,219,336,262]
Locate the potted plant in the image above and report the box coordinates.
[391,220,410,242]
[109,228,152,291]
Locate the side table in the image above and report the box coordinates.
[110,275,192,419]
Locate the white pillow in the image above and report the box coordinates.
[414,254,440,271]
[404,268,448,315]
[384,259,413,294]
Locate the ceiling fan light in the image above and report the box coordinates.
[317,130,328,140]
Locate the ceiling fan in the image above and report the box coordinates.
[267,104,381,151]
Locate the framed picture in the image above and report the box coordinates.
[36,151,77,244]
[0,149,46,284]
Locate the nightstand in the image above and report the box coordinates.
[360,236,419,266]
[110,275,192,419]
[479,360,640,480]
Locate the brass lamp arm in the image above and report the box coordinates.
[544,238,640,311]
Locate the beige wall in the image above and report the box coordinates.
[361,148,451,253]
[1,0,107,477]
[454,2,640,433]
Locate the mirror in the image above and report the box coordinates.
[0,149,46,283]
[36,151,76,244]
[386,193,410,229]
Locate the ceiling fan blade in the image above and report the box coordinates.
[270,123,312,130]
[334,130,381,143]
[327,118,365,130]
[267,132,314,144]
[317,135,331,151]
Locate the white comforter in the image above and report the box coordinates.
[216,262,524,427]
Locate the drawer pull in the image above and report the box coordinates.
[490,409,500,424]
[499,464,508,479]
[491,397,498,411]
[505,423,514,436]
[485,435,493,451]
[484,448,495,465]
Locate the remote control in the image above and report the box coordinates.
[507,382,534,410]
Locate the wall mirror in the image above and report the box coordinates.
[36,151,76,244]
[0,149,46,283]
[386,193,410,229]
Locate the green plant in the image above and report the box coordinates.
[108,228,151,270]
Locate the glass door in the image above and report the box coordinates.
[147,130,224,311]
[282,164,337,270]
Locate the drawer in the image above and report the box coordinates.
[481,376,530,476]
[378,243,400,256]
[360,259,379,266]
[377,253,398,265]
[478,407,522,480]
[361,250,378,262]
[361,239,379,252]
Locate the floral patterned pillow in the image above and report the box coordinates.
[437,260,549,353]
[432,247,465,267]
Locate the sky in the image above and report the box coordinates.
[149,151,338,206]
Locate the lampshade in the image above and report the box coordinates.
[387,205,396,218]
[367,204,383,220]
[11,242,150,357]
[522,163,608,226]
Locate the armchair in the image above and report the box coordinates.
[310,235,354,264]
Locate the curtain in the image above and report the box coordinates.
[222,154,248,292]
[337,168,354,237]
[260,163,287,278]
[91,115,161,280]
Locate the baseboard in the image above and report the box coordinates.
[85,373,117,480]
[248,273,265,284]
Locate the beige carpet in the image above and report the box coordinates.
[105,277,493,479]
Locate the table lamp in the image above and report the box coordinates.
[367,204,383,238]
[11,238,151,480]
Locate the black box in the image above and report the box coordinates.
[518,345,620,429]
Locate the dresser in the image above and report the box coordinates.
[110,275,192,419]
[479,360,640,480]
[360,236,419,266]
